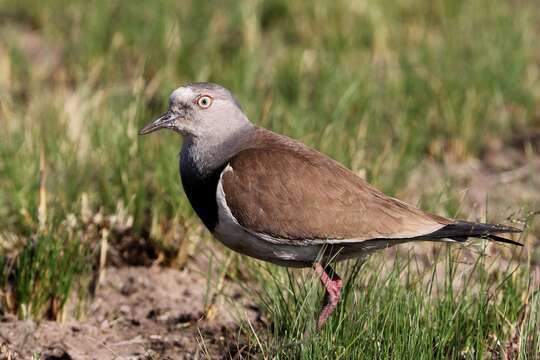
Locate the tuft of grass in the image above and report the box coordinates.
[519,291,540,358]
[0,223,90,320]
[243,244,535,359]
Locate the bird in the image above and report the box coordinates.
[139,82,523,329]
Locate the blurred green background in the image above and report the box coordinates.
[0,0,539,357]
[1,0,538,232]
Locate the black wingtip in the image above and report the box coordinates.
[424,221,524,247]
[487,234,523,247]
[456,221,524,246]
[485,223,522,234]
[456,221,523,234]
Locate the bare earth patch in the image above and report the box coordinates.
[0,264,258,359]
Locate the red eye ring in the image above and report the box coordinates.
[195,95,213,109]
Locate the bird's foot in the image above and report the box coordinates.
[314,262,342,329]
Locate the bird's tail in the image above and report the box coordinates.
[419,221,523,246]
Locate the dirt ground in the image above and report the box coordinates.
[0,262,259,360]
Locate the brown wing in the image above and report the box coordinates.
[221,133,452,243]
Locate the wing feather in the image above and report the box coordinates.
[220,134,450,243]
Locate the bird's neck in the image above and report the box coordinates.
[180,124,256,176]
[179,140,227,232]
[179,126,255,232]
[180,138,217,180]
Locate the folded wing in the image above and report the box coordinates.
[221,139,453,244]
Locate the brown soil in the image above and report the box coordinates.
[0,262,259,359]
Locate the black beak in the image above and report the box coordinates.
[138,112,178,135]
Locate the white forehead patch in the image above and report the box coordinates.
[170,87,196,104]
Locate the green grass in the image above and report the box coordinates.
[242,244,535,359]
[0,0,539,358]
[7,226,90,320]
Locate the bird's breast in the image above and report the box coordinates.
[179,149,225,232]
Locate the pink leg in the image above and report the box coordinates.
[314,262,342,329]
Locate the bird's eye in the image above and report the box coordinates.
[196,95,213,109]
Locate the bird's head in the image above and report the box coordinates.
[139,83,251,141]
